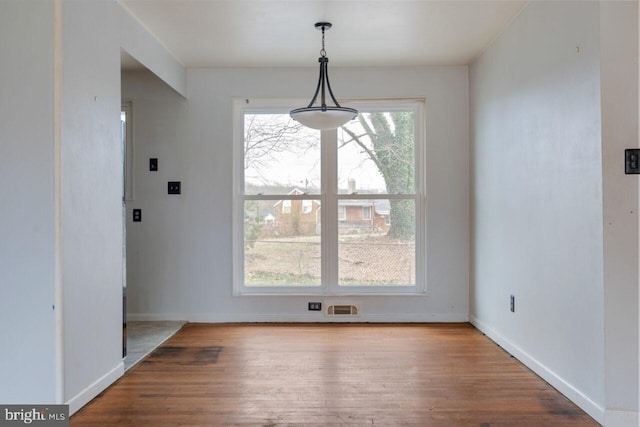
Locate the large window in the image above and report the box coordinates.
[233,99,426,295]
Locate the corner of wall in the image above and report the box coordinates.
[117,0,187,97]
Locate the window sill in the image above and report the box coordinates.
[233,290,428,297]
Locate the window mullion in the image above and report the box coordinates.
[321,129,338,292]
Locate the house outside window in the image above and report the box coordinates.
[233,98,426,295]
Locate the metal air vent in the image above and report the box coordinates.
[326,304,359,316]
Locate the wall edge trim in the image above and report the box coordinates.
[127,312,468,323]
[66,362,124,416]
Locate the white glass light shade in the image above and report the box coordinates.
[290,107,357,131]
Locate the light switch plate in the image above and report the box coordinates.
[625,149,640,174]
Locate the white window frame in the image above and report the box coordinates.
[232,98,427,296]
[281,199,292,214]
[362,206,372,220]
[302,199,313,214]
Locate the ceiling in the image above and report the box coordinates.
[120,0,527,70]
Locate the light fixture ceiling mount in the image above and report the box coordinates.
[290,22,357,131]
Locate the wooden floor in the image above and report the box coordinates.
[71,323,598,426]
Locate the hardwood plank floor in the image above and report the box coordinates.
[71,323,599,426]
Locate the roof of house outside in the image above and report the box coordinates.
[268,186,391,215]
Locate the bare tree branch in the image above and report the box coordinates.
[340,122,384,174]
[244,114,320,186]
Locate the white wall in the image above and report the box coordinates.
[470,0,604,420]
[470,1,639,425]
[0,0,58,403]
[121,70,190,317]
[123,66,470,322]
[599,2,639,425]
[61,0,124,413]
[60,0,187,414]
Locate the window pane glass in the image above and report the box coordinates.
[244,200,321,286]
[338,111,415,194]
[338,199,415,286]
[244,113,321,195]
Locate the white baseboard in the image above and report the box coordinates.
[470,315,605,425]
[605,410,639,427]
[66,362,124,416]
[127,312,468,323]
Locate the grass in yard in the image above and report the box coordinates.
[244,234,415,286]
[245,271,319,286]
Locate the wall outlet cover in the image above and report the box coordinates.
[168,181,181,194]
[308,302,322,311]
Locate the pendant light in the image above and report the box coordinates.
[290,22,357,130]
